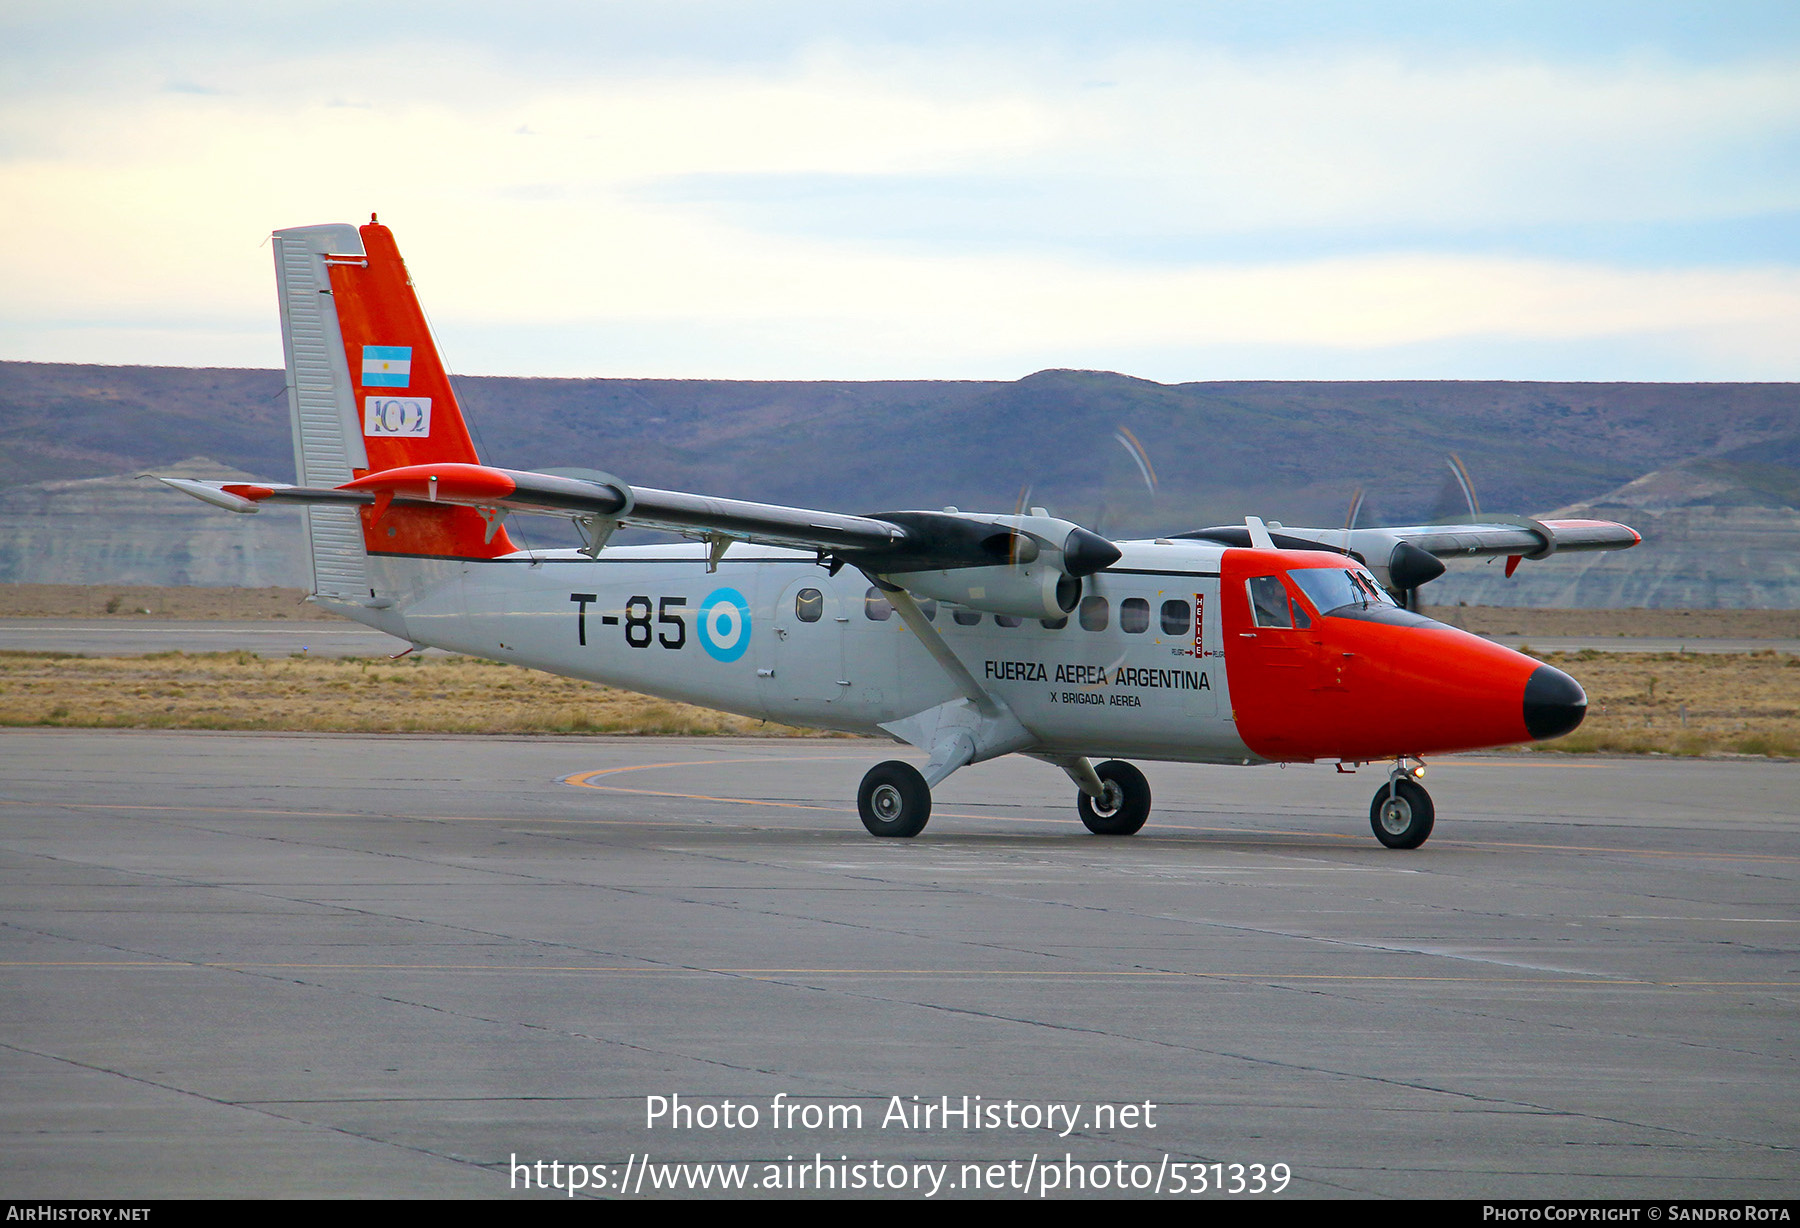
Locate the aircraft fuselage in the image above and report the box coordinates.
[342,537,1568,769]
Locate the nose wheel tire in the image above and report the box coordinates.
[1370,778,1434,849]
[1078,760,1152,836]
[858,761,932,838]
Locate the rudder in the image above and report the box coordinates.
[324,221,483,473]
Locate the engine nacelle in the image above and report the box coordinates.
[887,561,1083,621]
[867,510,1118,619]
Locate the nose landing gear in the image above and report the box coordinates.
[1370,758,1434,849]
[1076,759,1152,836]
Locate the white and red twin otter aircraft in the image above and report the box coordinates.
[164,219,1641,847]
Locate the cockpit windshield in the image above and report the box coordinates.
[1287,565,1397,615]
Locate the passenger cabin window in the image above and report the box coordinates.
[795,588,823,623]
[995,614,1022,628]
[864,586,892,621]
[1078,595,1109,631]
[953,608,982,626]
[918,598,937,622]
[1040,616,1069,630]
[1161,599,1190,636]
[1247,576,1292,628]
[1120,597,1149,634]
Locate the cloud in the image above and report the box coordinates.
[429,237,1800,379]
[632,46,1800,245]
[1,28,1797,379]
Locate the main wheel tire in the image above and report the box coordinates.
[1370,777,1435,849]
[858,761,932,838]
[1078,760,1151,836]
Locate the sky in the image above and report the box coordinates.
[2,1,1798,382]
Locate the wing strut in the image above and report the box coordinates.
[865,574,1035,786]
[874,579,997,717]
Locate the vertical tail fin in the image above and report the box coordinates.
[272,222,372,599]
[272,218,513,587]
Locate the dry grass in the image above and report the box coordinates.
[0,585,333,620]
[1529,649,1800,757]
[0,651,835,737]
[1,643,1792,757]
[1423,605,1800,639]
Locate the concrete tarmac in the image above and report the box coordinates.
[1,732,1795,1199]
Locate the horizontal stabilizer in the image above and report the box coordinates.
[154,477,269,514]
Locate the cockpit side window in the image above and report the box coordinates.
[1247,576,1292,628]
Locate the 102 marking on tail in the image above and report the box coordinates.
[162,218,1641,846]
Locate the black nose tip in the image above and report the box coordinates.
[1524,664,1587,740]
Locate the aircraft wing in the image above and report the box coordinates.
[1345,518,1641,559]
[1183,517,1638,560]
[157,463,1122,577]
[1179,515,1641,595]
[162,461,1638,607]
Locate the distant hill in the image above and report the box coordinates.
[2,361,1796,603]
[5,361,1797,532]
[0,457,308,587]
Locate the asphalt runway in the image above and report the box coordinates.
[3,618,1795,658]
[1,732,1795,1199]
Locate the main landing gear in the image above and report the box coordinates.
[854,756,1155,839]
[1370,759,1434,849]
[857,761,932,837]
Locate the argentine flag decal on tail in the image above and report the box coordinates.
[361,345,412,387]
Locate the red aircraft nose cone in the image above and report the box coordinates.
[1523,663,1587,740]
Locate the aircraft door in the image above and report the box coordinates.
[1222,553,1331,759]
[760,576,846,719]
[1245,574,1329,679]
